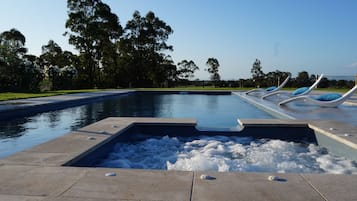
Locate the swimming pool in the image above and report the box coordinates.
[0,92,274,159]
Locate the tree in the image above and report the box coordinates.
[18,60,44,92]
[205,57,220,85]
[119,10,174,87]
[60,65,78,89]
[265,70,291,88]
[0,28,27,57]
[40,40,64,67]
[39,40,80,90]
[65,0,123,88]
[295,71,310,87]
[177,60,199,80]
[0,28,42,92]
[250,58,265,87]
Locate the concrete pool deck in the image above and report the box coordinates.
[0,90,357,200]
[0,117,356,201]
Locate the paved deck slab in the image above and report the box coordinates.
[192,172,325,201]
[0,152,76,167]
[1,132,111,166]
[77,117,196,135]
[43,197,118,201]
[0,195,45,201]
[302,174,357,201]
[62,168,193,201]
[0,166,86,197]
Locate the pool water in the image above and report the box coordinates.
[0,93,274,159]
[96,135,357,174]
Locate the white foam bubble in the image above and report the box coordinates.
[97,135,357,174]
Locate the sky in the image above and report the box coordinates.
[1,0,357,80]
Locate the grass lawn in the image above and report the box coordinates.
[0,87,354,101]
[0,89,102,101]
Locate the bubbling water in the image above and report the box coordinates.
[97,135,357,174]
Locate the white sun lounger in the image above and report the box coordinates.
[278,85,357,107]
[245,75,290,95]
[261,74,324,100]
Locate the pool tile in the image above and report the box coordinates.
[63,168,193,201]
[192,172,325,201]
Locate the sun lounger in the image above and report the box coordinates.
[261,74,324,100]
[245,75,290,95]
[278,85,357,107]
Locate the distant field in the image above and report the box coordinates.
[0,87,354,101]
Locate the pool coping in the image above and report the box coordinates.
[0,117,356,201]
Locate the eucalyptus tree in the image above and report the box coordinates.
[65,0,123,88]
[0,28,27,57]
[250,58,265,87]
[119,10,174,87]
[0,29,28,91]
[177,60,199,80]
[40,40,64,67]
[40,40,80,90]
[205,57,220,85]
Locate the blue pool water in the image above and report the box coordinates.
[0,92,274,159]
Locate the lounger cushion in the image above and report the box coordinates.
[266,86,277,91]
[316,93,342,101]
[292,87,309,95]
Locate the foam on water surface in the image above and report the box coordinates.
[97,135,357,174]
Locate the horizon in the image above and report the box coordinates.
[0,0,356,80]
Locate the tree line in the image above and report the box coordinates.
[0,0,353,92]
[0,0,220,92]
[247,58,355,89]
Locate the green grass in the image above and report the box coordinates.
[0,89,102,101]
[1,87,354,101]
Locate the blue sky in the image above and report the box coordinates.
[1,0,356,79]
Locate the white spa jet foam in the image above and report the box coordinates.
[98,135,357,174]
